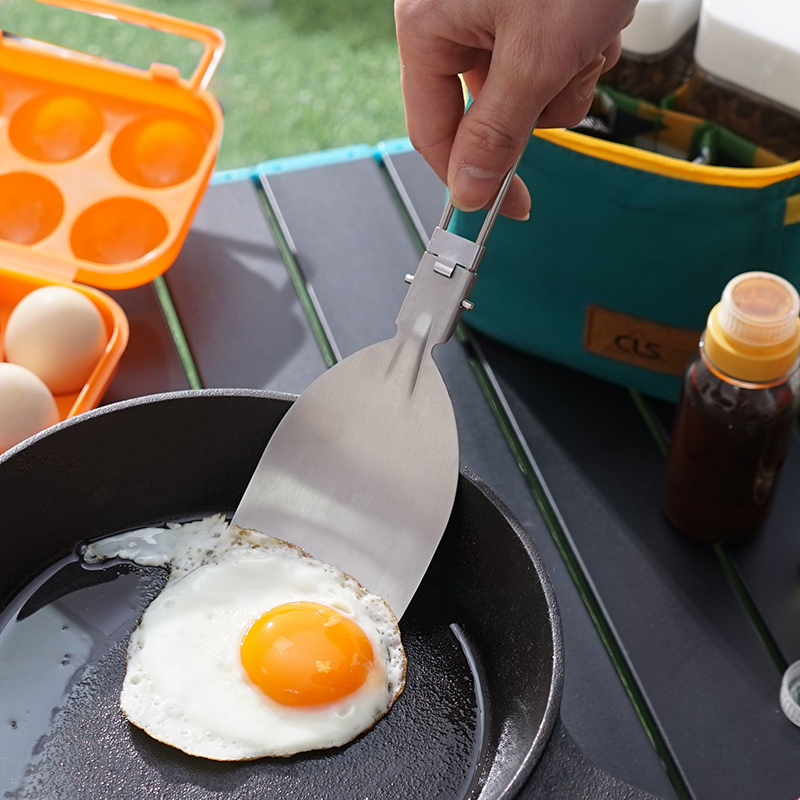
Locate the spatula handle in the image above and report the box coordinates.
[410,129,534,289]
[436,136,530,248]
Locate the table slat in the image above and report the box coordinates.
[102,284,189,404]
[164,180,327,396]
[264,155,677,800]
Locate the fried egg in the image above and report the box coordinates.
[84,516,405,760]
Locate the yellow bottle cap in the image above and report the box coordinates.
[703,272,800,383]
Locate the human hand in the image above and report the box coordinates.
[394,0,638,219]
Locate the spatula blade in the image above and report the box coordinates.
[232,336,459,618]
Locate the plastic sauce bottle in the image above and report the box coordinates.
[663,272,800,543]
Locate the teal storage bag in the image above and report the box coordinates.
[450,129,800,402]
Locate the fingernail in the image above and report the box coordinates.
[577,57,606,101]
[450,165,501,212]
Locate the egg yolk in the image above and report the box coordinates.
[240,602,374,706]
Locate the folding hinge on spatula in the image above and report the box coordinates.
[403,150,524,325]
[232,149,526,619]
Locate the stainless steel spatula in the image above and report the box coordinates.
[233,159,522,618]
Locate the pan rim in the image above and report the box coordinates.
[457,466,564,799]
[0,388,293,467]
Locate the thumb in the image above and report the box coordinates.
[447,38,544,217]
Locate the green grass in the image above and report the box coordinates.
[0,0,407,169]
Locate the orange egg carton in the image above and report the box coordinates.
[0,0,224,442]
[0,0,224,288]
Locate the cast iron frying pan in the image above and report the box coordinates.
[0,390,659,800]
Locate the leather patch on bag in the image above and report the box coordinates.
[584,305,701,376]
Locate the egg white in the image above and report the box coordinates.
[85,517,405,760]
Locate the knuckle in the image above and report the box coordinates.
[409,131,450,164]
[553,108,587,129]
[539,92,593,130]
[461,116,518,158]
[407,130,430,155]
[394,0,427,28]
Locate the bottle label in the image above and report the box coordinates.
[584,305,701,375]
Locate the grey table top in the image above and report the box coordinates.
[99,141,800,800]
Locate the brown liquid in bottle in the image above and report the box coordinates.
[663,355,800,543]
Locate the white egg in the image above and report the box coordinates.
[84,516,406,761]
[4,286,107,395]
[0,362,60,453]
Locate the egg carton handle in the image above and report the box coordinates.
[29,0,225,91]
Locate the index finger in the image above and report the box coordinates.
[397,43,482,186]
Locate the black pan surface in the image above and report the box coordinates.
[0,391,560,800]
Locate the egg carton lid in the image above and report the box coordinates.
[0,0,225,291]
[695,0,800,113]
[621,0,701,57]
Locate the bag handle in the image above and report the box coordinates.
[33,0,225,91]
